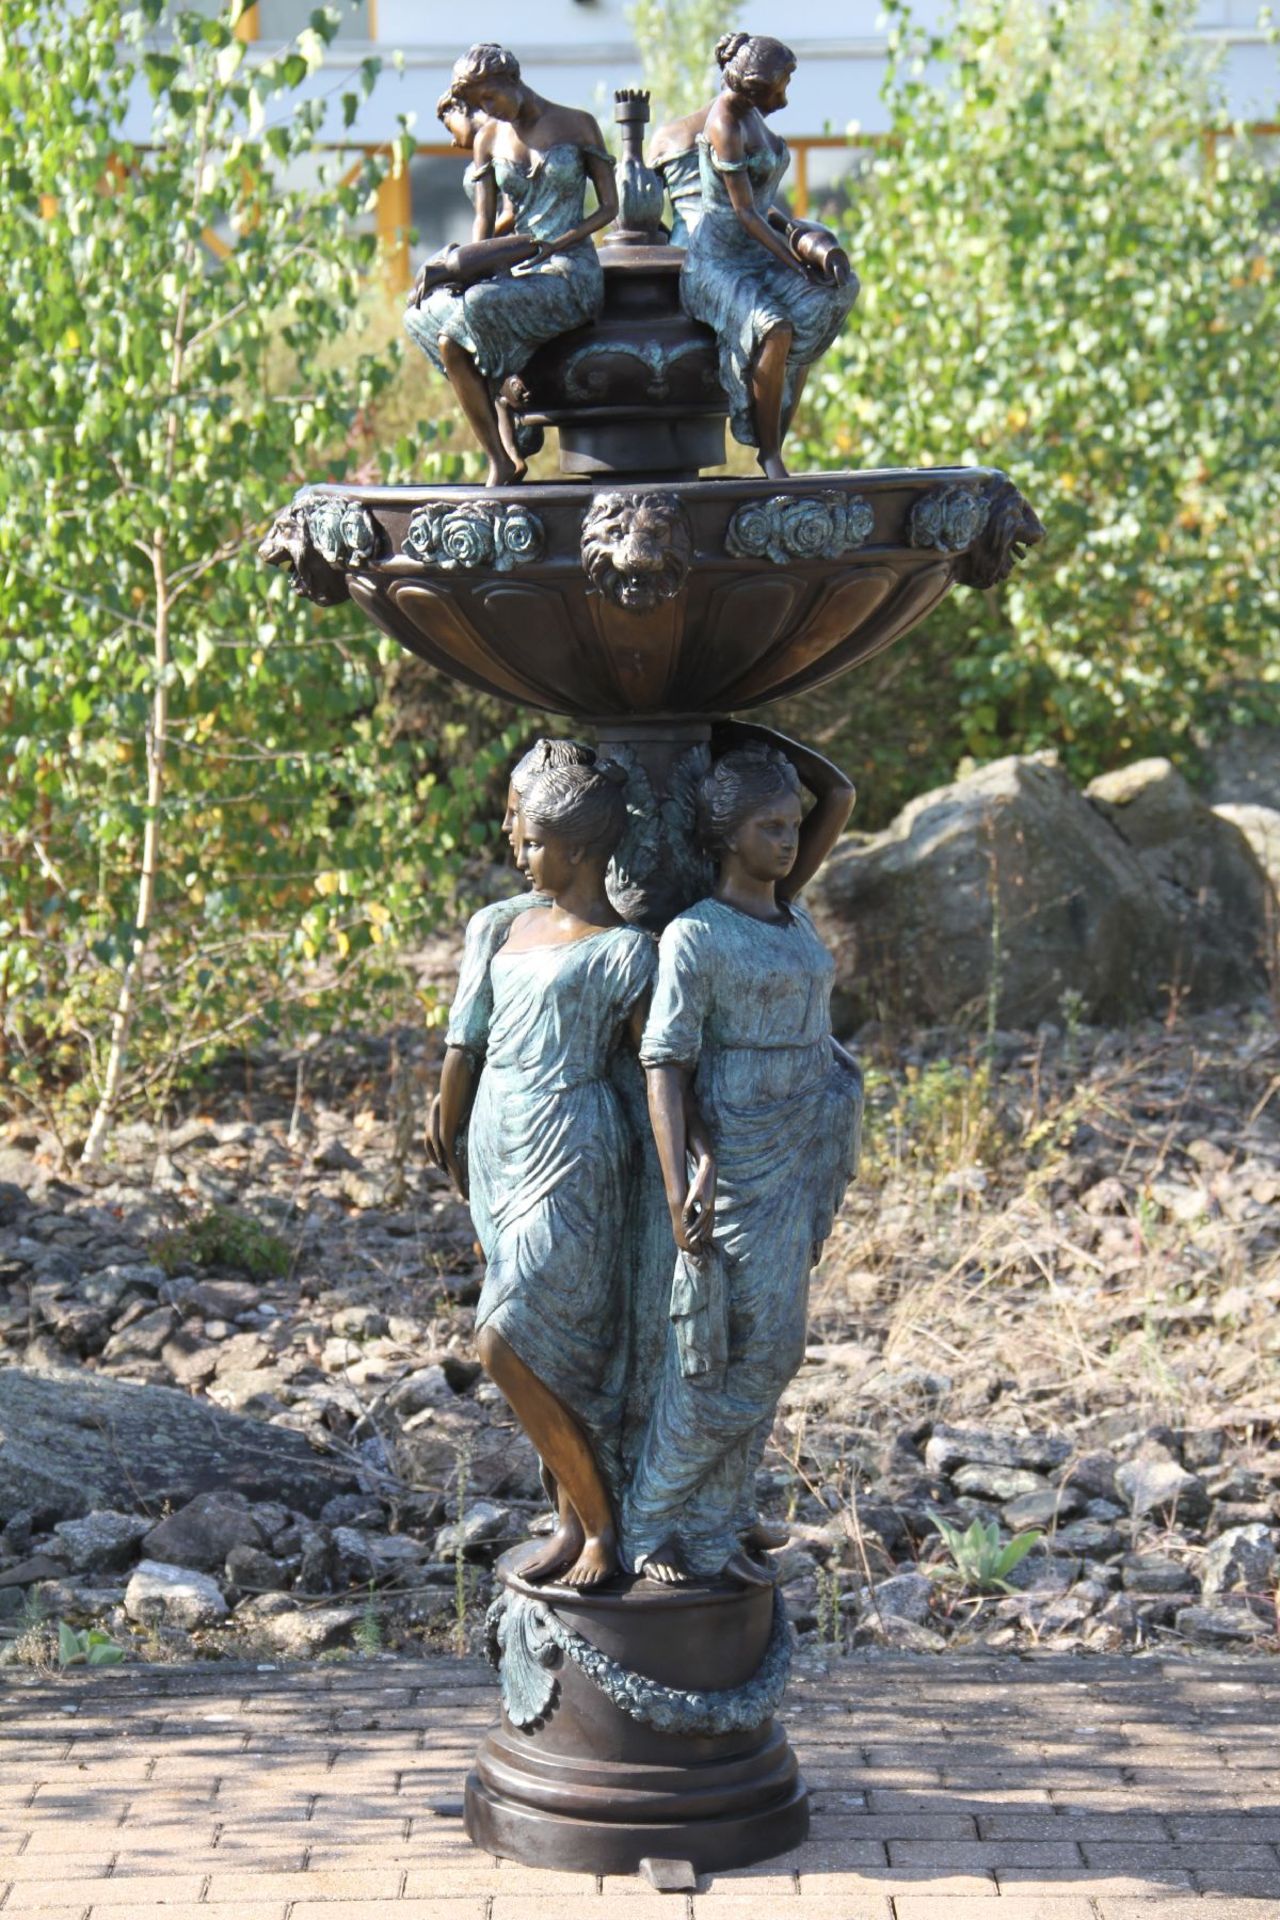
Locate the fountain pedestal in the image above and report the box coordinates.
[465,1555,807,1876]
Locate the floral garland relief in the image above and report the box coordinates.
[725,491,875,566]
[403,501,546,573]
[484,1587,794,1737]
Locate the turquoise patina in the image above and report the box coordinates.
[681,135,858,450]
[406,143,607,386]
[462,923,655,1495]
[656,145,704,248]
[623,896,862,1579]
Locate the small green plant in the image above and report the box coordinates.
[151,1206,290,1281]
[927,1511,1044,1594]
[57,1623,125,1669]
[816,1563,843,1649]
[354,1587,383,1658]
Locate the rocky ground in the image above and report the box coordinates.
[0,986,1277,1673]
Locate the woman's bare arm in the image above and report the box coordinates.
[712,719,855,895]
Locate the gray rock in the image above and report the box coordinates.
[809,754,1170,1028]
[1116,1458,1211,1526]
[313,1139,361,1173]
[261,1605,360,1656]
[102,1306,178,1364]
[125,1560,228,1629]
[1053,1517,1124,1559]
[434,1501,515,1562]
[851,1571,933,1624]
[952,1464,1049,1503]
[186,1279,260,1320]
[849,1612,947,1653]
[1003,1487,1084,1532]
[0,1369,355,1523]
[924,1424,1071,1479]
[1200,1524,1276,1602]
[54,1511,151,1574]
[1206,724,1280,810]
[330,1304,389,1340]
[387,1366,456,1417]
[224,1545,290,1593]
[143,1492,264,1573]
[1086,758,1271,1005]
[1121,1553,1196,1595]
[1057,1452,1120,1503]
[1175,1603,1269,1645]
[160,1331,220,1388]
[1214,803,1280,899]
[0,1181,29,1227]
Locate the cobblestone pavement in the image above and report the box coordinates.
[2,1651,1279,1919]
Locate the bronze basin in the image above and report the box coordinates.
[260,468,1042,721]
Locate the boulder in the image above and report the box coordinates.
[923,1424,1071,1479]
[1116,1458,1211,1527]
[1086,759,1270,1005]
[1200,1524,1276,1603]
[1213,803,1280,899]
[54,1511,151,1574]
[1206,724,1280,810]
[125,1560,228,1629]
[142,1492,264,1573]
[810,754,1167,1029]
[261,1605,360,1656]
[0,1367,357,1525]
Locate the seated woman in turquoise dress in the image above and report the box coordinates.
[623,743,863,1588]
[433,764,658,1590]
[681,34,859,478]
[405,43,617,486]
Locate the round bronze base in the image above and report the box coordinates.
[462,1556,809,1877]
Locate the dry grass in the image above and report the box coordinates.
[789,1006,1280,1486]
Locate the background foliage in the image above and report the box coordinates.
[778,0,1280,816]
[2,0,1278,1149]
[0,0,515,1152]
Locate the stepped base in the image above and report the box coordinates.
[461,1554,809,1877]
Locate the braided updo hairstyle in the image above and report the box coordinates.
[510,737,595,799]
[451,42,522,95]
[521,762,629,859]
[697,745,801,855]
[714,32,796,93]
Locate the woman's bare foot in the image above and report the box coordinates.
[742,1518,789,1552]
[562,1528,618,1589]
[640,1536,694,1586]
[759,451,789,481]
[722,1547,776,1588]
[485,451,527,487]
[516,1513,584,1585]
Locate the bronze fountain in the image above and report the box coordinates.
[262,37,1042,1881]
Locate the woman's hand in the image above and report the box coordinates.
[681,1147,717,1251]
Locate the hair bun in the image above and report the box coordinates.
[715,31,750,69]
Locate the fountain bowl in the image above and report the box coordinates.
[261,467,1043,721]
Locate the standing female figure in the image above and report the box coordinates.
[623,744,862,1586]
[425,736,594,1194]
[405,43,618,486]
[681,34,858,476]
[432,763,654,1589]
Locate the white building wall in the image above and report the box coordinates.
[124,2,1279,145]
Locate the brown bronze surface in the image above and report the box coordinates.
[463,1555,809,1875]
[288,468,1027,718]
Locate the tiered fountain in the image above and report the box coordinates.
[263,54,1041,1883]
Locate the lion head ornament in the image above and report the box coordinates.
[580,491,694,614]
[258,494,380,607]
[955,478,1045,591]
